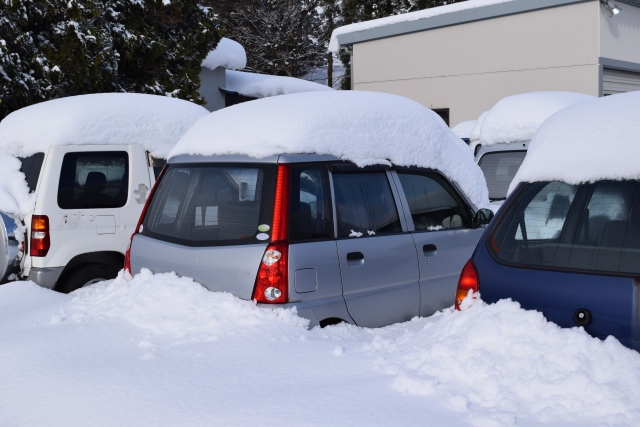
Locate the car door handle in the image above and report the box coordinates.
[346,252,364,267]
[423,244,437,256]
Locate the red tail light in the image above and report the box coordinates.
[124,165,167,275]
[252,242,289,304]
[455,259,479,310]
[30,215,50,257]
[252,165,291,303]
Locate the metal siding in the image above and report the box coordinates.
[602,67,640,95]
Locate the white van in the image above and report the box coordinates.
[0,93,208,292]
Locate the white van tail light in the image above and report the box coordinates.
[124,165,167,276]
[30,215,50,257]
[252,165,290,303]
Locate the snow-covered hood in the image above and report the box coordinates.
[509,91,640,194]
[169,90,490,209]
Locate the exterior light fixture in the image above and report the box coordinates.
[601,0,622,16]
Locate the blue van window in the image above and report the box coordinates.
[491,180,640,276]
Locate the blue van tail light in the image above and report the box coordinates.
[124,165,167,276]
[456,259,479,310]
[253,242,289,303]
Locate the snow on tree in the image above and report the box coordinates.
[0,0,223,120]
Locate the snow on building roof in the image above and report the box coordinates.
[224,70,334,99]
[170,90,490,209]
[452,120,476,139]
[0,93,209,159]
[509,91,640,193]
[329,0,581,52]
[201,38,247,71]
[479,91,595,146]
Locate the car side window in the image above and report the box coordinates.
[58,152,129,210]
[332,172,402,238]
[396,171,470,231]
[289,166,332,241]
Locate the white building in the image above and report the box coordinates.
[330,0,640,127]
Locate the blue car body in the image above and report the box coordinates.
[472,182,640,351]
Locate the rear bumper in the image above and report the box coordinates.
[27,267,64,290]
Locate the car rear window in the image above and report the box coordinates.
[490,180,640,276]
[478,151,527,201]
[141,163,276,246]
[19,153,45,193]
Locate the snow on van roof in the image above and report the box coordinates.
[452,120,476,139]
[225,70,334,98]
[202,38,247,71]
[170,90,490,209]
[479,91,595,146]
[509,91,640,193]
[469,111,488,142]
[329,0,516,53]
[0,93,209,159]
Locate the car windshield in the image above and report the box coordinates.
[490,180,640,276]
[478,151,527,201]
[141,163,276,246]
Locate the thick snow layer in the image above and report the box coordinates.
[452,120,476,139]
[201,37,247,71]
[225,70,333,98]
[170,91,490,208]
[0,93,209,159]
[0,155,36,218]
[510,91,640,192]
[1,270,639,426]
[480,91,595,146]
[329,0,517,52]
[469,110,488,143]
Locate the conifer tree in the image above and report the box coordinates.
[0,0,223,120]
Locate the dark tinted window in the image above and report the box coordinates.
[149,156,166,179]
[332,172,401,238]
[290,166,332,241]
[397,171,470,230]
[58,152,128,209]
[491,180,640,276]
[142,164,276,246]
[19,153,45,193]
[478,151,527,201]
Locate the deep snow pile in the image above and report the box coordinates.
[452,120,476,139]
[0,93,209,159]
[201,37,247,71]
[329,0,517,52]
[510,91,640,192]
[0,155,36,218]
[225,70,334,98]
[170,91,490,209]
[1,270,639,427]
[479,91,595,146]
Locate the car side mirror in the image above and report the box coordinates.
[472,208,494,228]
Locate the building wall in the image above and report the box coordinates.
[600,2,640,64]
[352,1,601,127]
[199,67,226,112]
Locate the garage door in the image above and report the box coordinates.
[603,68,640,95]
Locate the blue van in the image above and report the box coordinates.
[459,179,640,351]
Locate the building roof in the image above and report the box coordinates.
[330,0,595,51]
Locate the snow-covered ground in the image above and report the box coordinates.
[2,270,639,427]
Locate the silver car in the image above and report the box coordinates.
[128,154,493,328]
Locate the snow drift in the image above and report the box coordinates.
[170,91,490,209]
[0,93,209,159]
[510,91,640,192]
[479,91,595,146]
[201,37,247,71]
[1,270,639,426]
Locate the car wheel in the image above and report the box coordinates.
[57,264,118,294]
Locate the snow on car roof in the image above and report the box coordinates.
[509,91,640,193]
[225,70,334,98]
[479,91,595,146]
[452,120,476,139]
[170,90,490,209]
[0,93,209,159]
[201,38,247,71]
[469,111,488,142]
